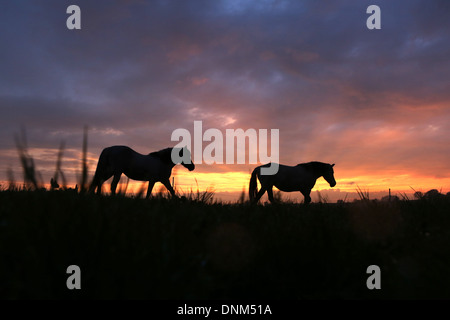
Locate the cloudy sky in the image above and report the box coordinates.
[1,0,449,202]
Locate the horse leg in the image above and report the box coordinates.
[300,189,311,204]
[91,173,112,195]
[254,186,268,203]
[267,187,276,204]
[97,174,114,195]
[162,179,177,198]
[146,180,155,199]
[110,173,121,195]
[88,177,97,194]
[95,180,103,195]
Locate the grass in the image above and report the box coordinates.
[1,189,450,299]
[356,185,370,201]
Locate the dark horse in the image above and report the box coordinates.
[89,146,195,198]
[249,162,336,204]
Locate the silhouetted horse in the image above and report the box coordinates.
[249,162,336,204]
[89,146,195,198]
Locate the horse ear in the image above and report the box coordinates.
[331,163,335,167]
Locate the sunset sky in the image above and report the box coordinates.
[1,0,449,202]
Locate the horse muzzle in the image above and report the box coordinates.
[330,181,336,187]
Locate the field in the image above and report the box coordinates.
[1,189,450,300]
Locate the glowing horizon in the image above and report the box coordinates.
[1,1,449,201]
[2,145,449,203]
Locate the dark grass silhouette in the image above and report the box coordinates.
[50,141,67,190]
[14,128,41,190]
[1,190,450,299]
[80,126,89,193]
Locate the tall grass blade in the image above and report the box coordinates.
[80,126,89,193]
[14,128,40,190]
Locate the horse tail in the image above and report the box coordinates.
[249,166,260,201]
[88,148,108,193]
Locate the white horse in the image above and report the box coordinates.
[89,146,195,198]
[249,162,336,204]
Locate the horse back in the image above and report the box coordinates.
[258,163,316,192]
[102,145,137,160]
[103,146,171,181]
[98,146,141,171]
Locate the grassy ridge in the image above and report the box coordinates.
[1,190,450,299]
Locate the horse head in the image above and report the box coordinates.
[323,163,336,187]
[173,146,195,171]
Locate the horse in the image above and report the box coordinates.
[89,146,195,198]
[249,162,336,204]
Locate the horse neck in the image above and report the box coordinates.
[167,162,176,170]
[149,148,176,168]
[159,156,176,170]
[306,164,325,180]
[312,170,323,180]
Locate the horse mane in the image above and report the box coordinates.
[296,161,329,173]
[149,147,174,165]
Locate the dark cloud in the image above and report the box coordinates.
[1,0,449,196]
